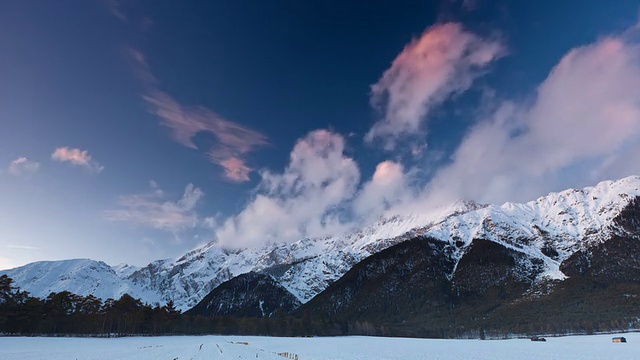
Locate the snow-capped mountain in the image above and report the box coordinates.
[122,198,488,310]
[298,178,640,337]
[2,176,639,312]
[414,176,640,280]
[0,259,160,304]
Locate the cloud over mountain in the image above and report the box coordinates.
[217,129,360,247]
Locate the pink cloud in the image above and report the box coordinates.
[129,48,267,182]
[51,147,90,165]
[217,157,252,183]
[51,147,104,173]
[353,161,413,220]
[366,22,504,149]
[371,161,403,184]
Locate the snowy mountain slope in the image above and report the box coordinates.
[417,176,640,281]
[2,176,640,312]
[0,259,160,304]
[112,263,140,278]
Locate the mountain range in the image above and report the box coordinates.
[2,175,640,333]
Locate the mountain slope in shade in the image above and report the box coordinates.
[2,176,640,312]
[185,272,301,318]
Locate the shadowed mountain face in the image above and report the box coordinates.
[296,236,538,336]
[296,237,457,321]
[561,197,640,281]
[185,272,300,318]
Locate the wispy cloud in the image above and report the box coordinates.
[104,182,204,232]
[216,129,360,247]
[104,0,153,32]
[105,0,127,23]
[8,157,40,176]
[51,147,104,173]
[365,22,504,149]
[6,245,42,251]
[128,47,268,182]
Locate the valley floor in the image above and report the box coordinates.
[0,332,638,359]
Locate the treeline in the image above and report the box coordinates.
[4,274,639,338]
[0,274,382,337]
[0,275,181,335]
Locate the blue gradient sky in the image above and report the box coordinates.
[2,0,640,269]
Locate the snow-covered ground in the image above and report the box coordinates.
[0,333,638,359]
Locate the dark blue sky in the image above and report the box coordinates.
[2,0,640,269]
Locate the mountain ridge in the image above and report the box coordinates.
[2,175,639,312]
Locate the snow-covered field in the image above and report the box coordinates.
[0,333,638,359]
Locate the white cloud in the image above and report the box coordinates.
[365,22,504,149]
[420,35,640,207]
[353,161,414,221]
[104,183,204,232]
[8,157,40,176]
[216,129,360,247]
[51,147,104,173]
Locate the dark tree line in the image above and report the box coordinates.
[0,275,181,335]
[0,274,374,337]
[5,274,636,338]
